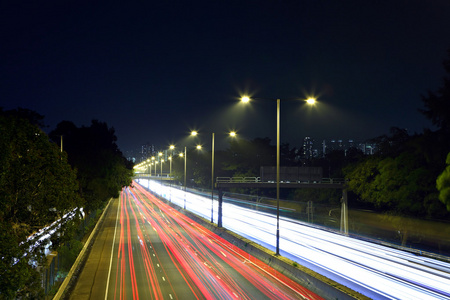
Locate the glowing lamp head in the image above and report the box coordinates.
[196,145,202,150]
[306,98,316,105]
[229,131,237,137]
[241,96,250,103]
[191,131,198,136]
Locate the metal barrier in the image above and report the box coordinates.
[216,177,345,184]
[216,177,260,183]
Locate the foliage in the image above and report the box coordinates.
[0,109,82,298]
[224,137,275,176]
[57,240,83,272]
[310,147,364,178]
[437,152,450,211]
[291,188,342,205]
[344,130,447,217]
[344,48,450,217]
[419,48,450,133]
[50,120,133,212]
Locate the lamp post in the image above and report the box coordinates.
[179,134,202,210]
[189,130,236,223]
[169,145,175,177]
[151,156,155,176]
[181,147,187,209]
[211,132,215,223]
[178,148,188,209]
[158,152,163,177]
[210,131,236,223]
[241,95,316,256]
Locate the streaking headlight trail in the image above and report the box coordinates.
[137,178,450,300]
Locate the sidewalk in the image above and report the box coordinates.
[65,198,119,300]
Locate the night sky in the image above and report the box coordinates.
[2,1,450,155]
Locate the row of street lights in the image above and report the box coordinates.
[178,130,237,219]
[144,130,238,221]
[135,94,316,256]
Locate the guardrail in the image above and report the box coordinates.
[216,177,260,183]
[216,177,345,184]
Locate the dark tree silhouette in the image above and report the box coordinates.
[50,120,132,212]
[0,109,82,298]
[420,48,450,133]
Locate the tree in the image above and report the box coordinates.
[224,137,275,177]
[344,140,445,217]
[0,109,82,298]
[50,120,132,212]
[419,48,450,133]
[437,152,450,211]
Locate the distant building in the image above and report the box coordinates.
[302,137,376,159]
[303,137,314,159]
[140,143,155,162]
[358,143,377,155]
[124,149,137,163]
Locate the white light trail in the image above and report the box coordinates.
[137,179,450,299]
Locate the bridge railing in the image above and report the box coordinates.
[216,177,261,183]
[216,177,345,184]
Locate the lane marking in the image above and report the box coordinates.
[105,196,121,300]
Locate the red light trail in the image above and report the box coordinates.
[106,183,322,300]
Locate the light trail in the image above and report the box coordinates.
[137,178,450,300]
[106,183,322,299]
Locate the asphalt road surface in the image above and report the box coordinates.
[68,184,322,300]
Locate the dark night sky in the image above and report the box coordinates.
[2,0,450,155]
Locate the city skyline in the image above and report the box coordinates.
[129,134,378,164]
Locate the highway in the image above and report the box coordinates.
[69,183,322,299]
[138,178,450,300]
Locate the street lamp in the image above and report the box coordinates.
[160,159,164,176]
[179,148,187,209]
[210,131,236,223]
[151,156,155,176]
[241,95,316,256]
[169,145,175,177]
[194,130,237,224]
[177,132,203,210]
[158,152,163,176]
